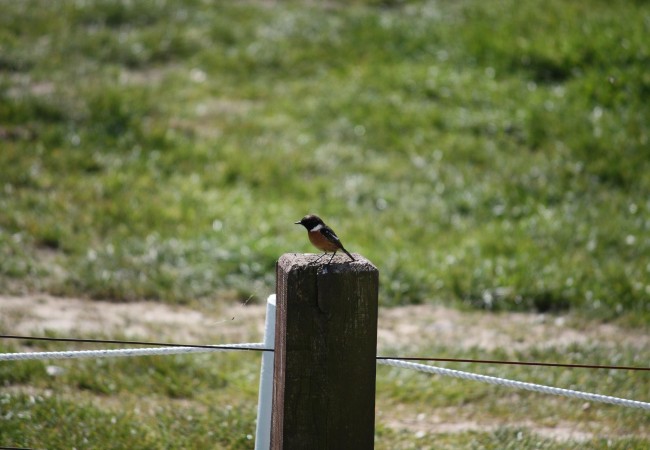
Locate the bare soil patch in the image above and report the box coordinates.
[0,294,264,344]
[3,295,646,352]
[377,304,649,354]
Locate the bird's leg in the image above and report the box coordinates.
[327,250,337,265]
[314,252,327,262]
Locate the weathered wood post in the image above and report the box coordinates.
[271,253,379,450]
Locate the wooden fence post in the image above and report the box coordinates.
[271,253,379,450]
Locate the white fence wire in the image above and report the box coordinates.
[0,343,266,361]
[378,358,650,411]
[1,344,648,410]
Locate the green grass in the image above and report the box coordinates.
[0,339,261,449]
[1,0,649,322]
[1,0,650,447]
[1,392,257,449]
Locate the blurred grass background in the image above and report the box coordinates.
[1,0,649,322]
[1,0,649,448]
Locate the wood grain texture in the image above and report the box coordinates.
[272,253,379,450]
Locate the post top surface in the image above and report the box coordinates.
[278,253,377,273]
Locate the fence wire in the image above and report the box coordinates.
[1,335,648,411]
[0,343,267,361]
[378,358,650,411]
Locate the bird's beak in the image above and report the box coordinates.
[294,221,301,225]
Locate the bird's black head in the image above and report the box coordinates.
[295,214,324,230]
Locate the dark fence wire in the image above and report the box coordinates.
[0,334,272,353]
[1,334,649,372]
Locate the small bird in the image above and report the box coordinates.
[295,214,355,264]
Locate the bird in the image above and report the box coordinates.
[295,214,355,264]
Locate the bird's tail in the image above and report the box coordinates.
[341,247,355,261]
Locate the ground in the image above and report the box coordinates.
[3,294,647,443]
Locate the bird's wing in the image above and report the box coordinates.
[320,226,342,245]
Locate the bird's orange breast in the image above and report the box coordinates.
[308,230,340,252]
